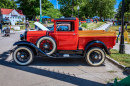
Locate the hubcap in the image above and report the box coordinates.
[89,50,102,64]
[43,43,50,49]
[40,40,53,53]
[21,55,25,58]
[16,49,30,63]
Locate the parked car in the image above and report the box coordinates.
[86,19,91,23]
[11,17,116,66]
[2,18,11,25]
[80,20,86,23]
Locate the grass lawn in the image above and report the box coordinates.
[81,21,105,30]
[108,25,130,35]
[109,49,130,67]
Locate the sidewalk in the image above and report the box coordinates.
[95,22,112,31]
[113,41,130,55]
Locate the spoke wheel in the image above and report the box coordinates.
[13,46,34,65]
[37,37,56,55]
[39,40,53,53]
[85,47,105,66]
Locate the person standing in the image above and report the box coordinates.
[113,20,114,25]
[25,20,30,31]
[118,26,121,37]
[125,23,127,30]
[45,20,48,26]
[0,21,2,33]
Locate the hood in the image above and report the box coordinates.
[34,22,50,31]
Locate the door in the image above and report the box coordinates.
[55,23,78,50]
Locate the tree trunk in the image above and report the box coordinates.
[71,0,74,17]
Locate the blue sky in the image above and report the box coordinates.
[49,0,122,9]
[48,0,60,9]
[114,0,122,9]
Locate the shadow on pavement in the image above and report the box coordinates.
[0,50,118,86]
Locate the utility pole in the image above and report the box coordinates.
[119,0,125,54]
[40,0,42,22]
[56,0,58,9]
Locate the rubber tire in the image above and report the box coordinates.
[36,36,56,55]
[85,47,105,66]
[13,46,34,66]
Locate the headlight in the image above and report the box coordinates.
[20,34,24,40]
[20,31,27,40]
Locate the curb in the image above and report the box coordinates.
[106,56,130,74]
[106,56,125,70]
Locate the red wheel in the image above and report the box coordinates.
[37,37,56,55]
[39,40,53,53]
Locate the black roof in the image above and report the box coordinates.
[54,17,76,20]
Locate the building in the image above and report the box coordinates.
[0,8,26,25]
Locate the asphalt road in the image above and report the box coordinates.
[0,30,127,86]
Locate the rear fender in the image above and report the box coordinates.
[13,41,51,57]
[84,40,110,55]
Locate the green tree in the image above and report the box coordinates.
[0,0,17,9]
[44,8,62,18]
[116,0,130,20]
[16,0,54,19]
[58,0,116,19]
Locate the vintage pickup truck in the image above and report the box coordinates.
[11,17,116,66]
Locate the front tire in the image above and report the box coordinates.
[85,47,105,66]
[13,46,34,65]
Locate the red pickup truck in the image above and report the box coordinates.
[12,17,116,66]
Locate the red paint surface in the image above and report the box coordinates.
[27,18,116,51]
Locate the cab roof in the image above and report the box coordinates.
[54,17,76,20]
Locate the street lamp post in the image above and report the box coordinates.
[40,0,42,22]
[119,0,125,54]
[77,6,80,19]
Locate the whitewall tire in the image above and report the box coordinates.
[36,36,56,55]
[13,46,34,65]
[85,47,105,66]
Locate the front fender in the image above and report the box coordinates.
[84,40,110,55]
[13,41,52,57]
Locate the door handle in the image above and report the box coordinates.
[73,33,75,35]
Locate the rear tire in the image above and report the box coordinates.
[85,47,105,66]
[13,46,34,65]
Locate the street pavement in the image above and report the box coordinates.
[0,30,128,86]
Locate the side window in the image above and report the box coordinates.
[56,22,74,31]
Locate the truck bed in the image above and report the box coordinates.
[78,30,116,50]
[78,30,116,37]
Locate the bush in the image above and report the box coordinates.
[104,21,107,23]
[81,23,88,28]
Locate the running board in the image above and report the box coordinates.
[38,53,84,58]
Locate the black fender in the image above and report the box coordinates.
[84,40,110,55]
[13,41,52,57]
